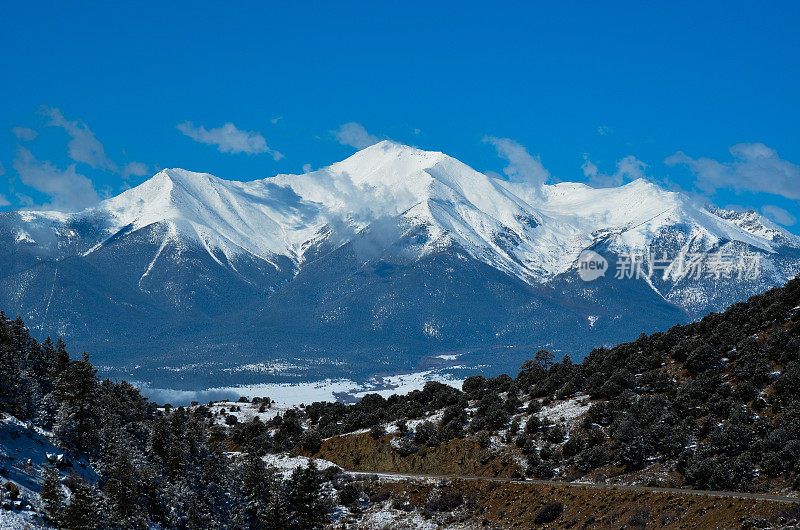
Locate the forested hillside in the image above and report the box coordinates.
[2,276,800,527]
[0,313,337,528]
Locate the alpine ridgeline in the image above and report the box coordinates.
[1,141,798,388]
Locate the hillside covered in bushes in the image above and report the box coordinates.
[300,276,800,494]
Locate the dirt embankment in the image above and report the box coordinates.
[366,478,797,529]
[314,432,524,478]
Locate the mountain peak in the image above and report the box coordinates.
[330,140,448,185]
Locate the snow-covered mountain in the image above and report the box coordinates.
[1,141,798,390]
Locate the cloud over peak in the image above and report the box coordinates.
[13,146,99,211]
[43,106,118,172]
[582,154,647,188]
[177,121,282,159]
[483,136,550,189]
[333,122,380,150]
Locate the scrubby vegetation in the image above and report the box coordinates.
[300,276,800,494]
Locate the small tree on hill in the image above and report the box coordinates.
[40,463,65,524]
[534,349,555,372]
[288,460,329,529]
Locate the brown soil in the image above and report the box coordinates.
[314,432,524,478]
[364,478,796,529]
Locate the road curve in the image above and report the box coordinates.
[345,469,800,504]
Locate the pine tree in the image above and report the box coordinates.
[51,353,100,452]
[238,452,278,527]
[51,338,71,379]
[534,349,555,371]
[264,488,290,530]
[40,464,65,524]
[0,314,36,419]
[61,481,103,530]
[288,460,329,529]
[102,443,145,529]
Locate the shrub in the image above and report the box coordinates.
[425,492,463,513]
[301,430,323,454]
[525,415,541,434]
[4,481,19,501]
[475,431,491,449]
[396,437,420,457]
[576,446,607,473]
[546,425,565,444]
[369,424,386,440]
[629,509,650,527]
[533,502,564,524]
[562,435,584,457]
[530,461,554,479]
[338,482,361,506]
[415,421,438,446]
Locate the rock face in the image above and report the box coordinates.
[1,141,798,389]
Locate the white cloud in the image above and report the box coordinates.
[40,107,147,179]
[665,142,800,200]
[13,147,99,211]
[122,161,149,178]
[761,205,797,226]
[597,125,611,136]
[582,155,647,188]
[332,122,380,150]
[177,121,282,159]
[302,163,312,173]
[43,106,118,172]
[12,127,38,141]
[483,136,550,189]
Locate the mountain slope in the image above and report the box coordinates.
[0,141,798,390]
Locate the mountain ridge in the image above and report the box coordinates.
[1,141,799,390]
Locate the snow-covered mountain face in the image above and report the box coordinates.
[2,140,799,390]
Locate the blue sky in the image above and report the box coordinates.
[2,2,799,228]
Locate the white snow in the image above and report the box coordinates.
[347,370,464,400]
[537,396,591,424]
[11,140,798,296]
[258,454,338,477]
[144,368,466,407]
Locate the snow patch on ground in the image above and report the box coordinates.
[538,395,591,424]
[356,503,440,529]
[259,454,338,478]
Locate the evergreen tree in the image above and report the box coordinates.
[288,460,329,529]
[51,353,101,452]
[264,488,290,530]
[0,314,37,418]
[237,452,275,527]
[51,337,71,380]
[40,463,65,525]
[534,349,555,372]
[102,443,145,529]
[61,481,104,530]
